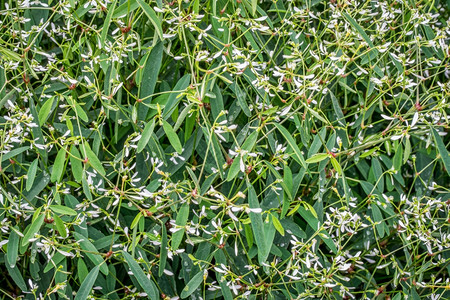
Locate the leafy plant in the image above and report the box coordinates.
[0,0,449,299]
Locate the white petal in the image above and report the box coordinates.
[411,112,419,127]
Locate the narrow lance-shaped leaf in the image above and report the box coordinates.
[342,12,376,48]
[38,96,55,126]
[181,269,205,298]
[122,251,159,299]
[158,224,168,277]
[137,119,156,153]
[431,127,450,176]
[73,232,109,275]
[50,205,77,216]
[227,130,258,181]
[136,0,163,40]
[306,153,328,164]
[1,146,28,163]
[70,145,83,183]
[162,74,191,120]
[330,91,346,125]
[130,212,142,230]
[7,228,20,267]
[22,214,45,247]
[162,119,183,154]
[74,102,89,122]
[273,123,307,169]
[82,144,106,176]
[234,82,251,117]
[26,158,38,191]
[6,262,27,292]
[172,203,189,250]
[51,147,66,183]
[138,39,163,121]
[330,157,343,176]
[251,0,257,15]
[77,259,89,283]
[100,0,117,48]
[272,214,285,236]
[393,143,403,171]
[297,206,337,253]
[74,265,100,300]
[54,214,68,238]
[247,183,267,263]
[112,0,140,18]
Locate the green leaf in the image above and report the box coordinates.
[0,66,5,99]
[82,172,93,201]
[112,0,139,18]
[77,259,89,283]
[330,157,343,175]
[50,205,77,216]
[162,74,191,120]
[227,130,258,181]
[404,138,411,164]
[360,147,378,158]
[74,102,89,122]
[74,265,100,300]
[22,214,45,247]
[181,269,204,298]
[139,42,163,120]
[43,252,65,273]
[306,153,328,164]
[26,158,38,191]
[273,123,307,169]
[248,183,267,264]
[241,130,258,151]
[70,146,83,183]
[302,102,329,124]
[393,143,403,171]
[130,212,142,230]
[162,120,183,154]
[1,146,28,163]
[174,103,195,132]
[100,0,117,48]
[281,218,306,239]
[244,224,253,248]
[272,214,284,236]
[137,119,156,153]
[6,261,27,292]
[122,251,159,299]
[54,214,68,238]
[371,203,385,238]
[0,89,15,111]
[342,12,376,48]
[226,155,241,182]
[0,46,21,61]
[158,224,168,277]
[287,203,300,217]
[83,144,106,176]
[136,0,163,40]
[7,228,20,267]
[297,206,337,253]
[38,97,55,126]
[172,203,189,250]
[234,82,251,117]
[251,0,257,15]
[431,127,450,176]
[51,147,66,183]
[73,232,109,275]
[303,202,318,219]
[330,91,346,125]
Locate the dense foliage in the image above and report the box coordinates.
[0,0,449,299]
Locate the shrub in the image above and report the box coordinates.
[0,0,449,299]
